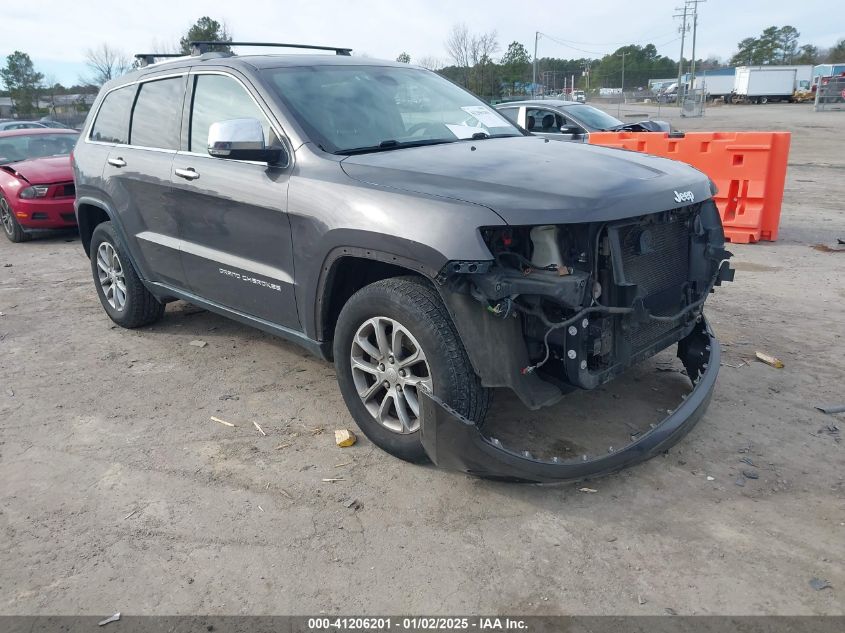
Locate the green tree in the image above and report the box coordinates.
[731,37,760,65]
[0,51,43,116]
[794,44,820,65]
[827,39,845,62]
[500,41,531,94]
[729,26,798,65]
[778,26,800,63]
[396,52,411,64]
[179,16,232,54]
[592,44,676,90]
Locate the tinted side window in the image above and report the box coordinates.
[90,85,136,144]
[130,77,185,149]
[190,74,274,154]
[527,109,562,133]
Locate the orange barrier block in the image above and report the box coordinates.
[587,131,791,243]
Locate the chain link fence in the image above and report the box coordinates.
[814,76,845,112]
[680,88,706,118]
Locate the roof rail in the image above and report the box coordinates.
[189,41,353,56]
[134,53,187,68]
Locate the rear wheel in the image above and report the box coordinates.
[0,194,31,243]
[90,221,165,328]
[333,276,489,462]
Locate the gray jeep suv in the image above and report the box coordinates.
[72,43,733,482]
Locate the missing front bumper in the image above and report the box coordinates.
[419,318,720,483]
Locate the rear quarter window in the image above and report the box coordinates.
[90,84,136,144]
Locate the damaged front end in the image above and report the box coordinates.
[430,199,734,482]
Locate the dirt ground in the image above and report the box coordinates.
[1,103,843,616]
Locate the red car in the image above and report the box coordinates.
[0,128,79,242]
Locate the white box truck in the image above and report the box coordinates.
[697,73,735,100]
[731,66,798,103]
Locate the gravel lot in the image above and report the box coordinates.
[1,103,843,616]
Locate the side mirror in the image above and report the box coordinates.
[207,118,288,166]
[560,125,582,136]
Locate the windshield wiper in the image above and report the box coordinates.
[466,132,523,140]
[338,138,457,155]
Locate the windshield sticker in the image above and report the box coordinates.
[444,123,484,139]
[460,106,505,128]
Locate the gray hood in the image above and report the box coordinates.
[340,135,712,225]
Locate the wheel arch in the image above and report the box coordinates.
[76,197,113,256]
[316,248,438,352]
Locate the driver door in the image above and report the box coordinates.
[170,70,300,330]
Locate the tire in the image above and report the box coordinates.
[89,221,165,328]
[759,96,768,104]
[0,194,32,243]
[333,276,490,463]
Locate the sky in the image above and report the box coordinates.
[2,0,841,86]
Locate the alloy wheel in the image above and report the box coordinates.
[0,198,13,236]
[350,316,432,434]
[96,242,127,311]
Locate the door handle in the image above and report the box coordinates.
[107,157,126,168]
[174,167,200,181]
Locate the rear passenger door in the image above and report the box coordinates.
[170,71,299,330]
[95,74,189,287]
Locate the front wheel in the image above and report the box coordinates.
[1,194,32,243]
[333,277,489,463]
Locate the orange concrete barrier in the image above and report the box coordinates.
[588,131,791,243]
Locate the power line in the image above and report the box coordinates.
[539,30,677,49]
[538,33,607,57]
[539,32,685,59]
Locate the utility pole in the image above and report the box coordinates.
[532,31,540,98]
[688,0,706,96]
[674,3,689,105]
[617,51,626,117]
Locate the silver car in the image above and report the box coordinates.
[495,100,671,141]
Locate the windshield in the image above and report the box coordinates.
[564,104,623,130]
[0,132,78,165]
[263,65,521,154]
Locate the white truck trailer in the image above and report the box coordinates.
[731,66,798,103]
[696,73,735,100]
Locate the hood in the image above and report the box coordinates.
[340,136,711,225]
[3,155,73,185]
[614,120,671,133]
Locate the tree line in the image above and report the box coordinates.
[4,16,845,118]
[420,23,845,99]
[729,26,845,66]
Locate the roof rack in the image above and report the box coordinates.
[189,41,353,56]
[134,53,187,68]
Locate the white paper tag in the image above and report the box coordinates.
[460,105,506,128]
[445,123,483,139]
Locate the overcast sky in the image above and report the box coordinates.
[2,0,841,86]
